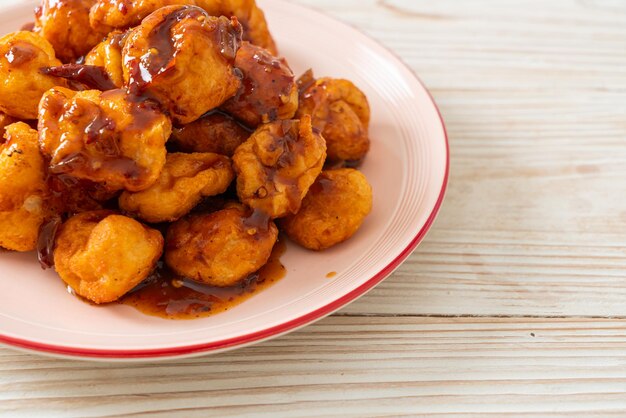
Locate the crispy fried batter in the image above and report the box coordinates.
[119,152,234,223]
[84,30,129,88]
[0,31,66,119]
[165,207,278,286]
[38,87,171,192]
[297,71,370,162]
[233,116,326,218]
[34,0,108,62]
[223,42,297,127]
[0,123,48,251]
[122,5,242,124]
[54,211,163,304]
[280,168,372,250]
[170,110,250,156]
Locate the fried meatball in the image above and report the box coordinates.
[233,116,326,218]
[122,5,243,124]
[222,42,297,127]
[170,110,250,156]
[297,71,370,162]
[165,207,278,286]
[38,87,171,192]
[33,0,108,62]
[0,31,66,119]
[119,152,234,223]
[280,168,372,251]
[84,30,129,88]
[53,211,163,304]
[0,123,47,251]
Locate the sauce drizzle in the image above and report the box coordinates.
[37,216,62,269]
[41,64,117,91]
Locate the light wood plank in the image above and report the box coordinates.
[3,316,626,417]
[298,0,626,316]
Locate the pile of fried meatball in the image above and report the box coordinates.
[0,0,373,306]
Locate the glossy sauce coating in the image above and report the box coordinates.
[37,215,62,269]
[122,5,243,124]
[4,41,37,66]
[121,238,286,319]
[38,88,171,192]
[41,64,118,91]
[222,42,298,127]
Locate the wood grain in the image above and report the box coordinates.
[3,317,626,417]
[306,0,626,317]
[1,0,626,415]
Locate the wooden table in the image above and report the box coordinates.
[3,0,626,416]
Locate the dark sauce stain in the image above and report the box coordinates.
[120,238,287,320]
[4,42,37,66]
[296,69,316,96]
[127,7,242,95]
[243,208,271,233]
[37,216,62,269]
[40,64,117,91]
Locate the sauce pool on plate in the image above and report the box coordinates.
[119,238,287,319]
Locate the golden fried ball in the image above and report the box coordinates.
[119,152,234,223]
[165,207,278,286]
[0,123,47,251]
[280,168,372,251]
[233,115,326,218]
[122,5,243,124]
[53,211,163,304]
[0,31,66,119]
[222,41,298,127]
[84,30,129,88]
[297,71,370,162]
[33,0,108,62]
[170,110,250,156]
[38,87,171,192]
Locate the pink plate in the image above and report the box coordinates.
[0,0,449,361]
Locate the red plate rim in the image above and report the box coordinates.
[0,1,450,360]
